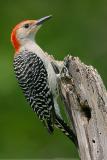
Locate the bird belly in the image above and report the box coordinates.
[46,62,58,96]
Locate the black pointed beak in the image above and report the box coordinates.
[36,15,52,26]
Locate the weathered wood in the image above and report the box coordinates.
[58,56,107,160]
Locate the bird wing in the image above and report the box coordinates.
[14,51,55,133]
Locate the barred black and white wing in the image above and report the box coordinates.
[14,51,55,133]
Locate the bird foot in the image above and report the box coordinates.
[60,59,72,80]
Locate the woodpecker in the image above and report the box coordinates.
[11,15,77,144]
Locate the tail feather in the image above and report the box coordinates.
[55,114,78,146]
[43,119,54,134]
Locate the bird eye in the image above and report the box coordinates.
[24,23,30,28]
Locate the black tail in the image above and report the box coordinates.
[43,119,54,134]
[55,114,78,146]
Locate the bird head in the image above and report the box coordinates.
[11,15,52,52]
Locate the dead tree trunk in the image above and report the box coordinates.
[58,56,107,160]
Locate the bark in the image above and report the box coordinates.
[58,56,107,160]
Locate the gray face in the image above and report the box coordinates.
[16,20,40,44]
[11,16,52,50]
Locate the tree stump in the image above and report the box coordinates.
[58,56,107,160]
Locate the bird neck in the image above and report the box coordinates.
[16,39,44,56]
[16,39,52,67]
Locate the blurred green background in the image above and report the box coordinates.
[0,0,107,159]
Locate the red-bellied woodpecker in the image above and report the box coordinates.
[11,15,77,144]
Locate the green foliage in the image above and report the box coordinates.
[0,0,107,158]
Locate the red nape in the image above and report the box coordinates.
[11,29,20,52]
[11,20,29,53]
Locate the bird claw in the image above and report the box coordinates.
[60,63,72,80]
